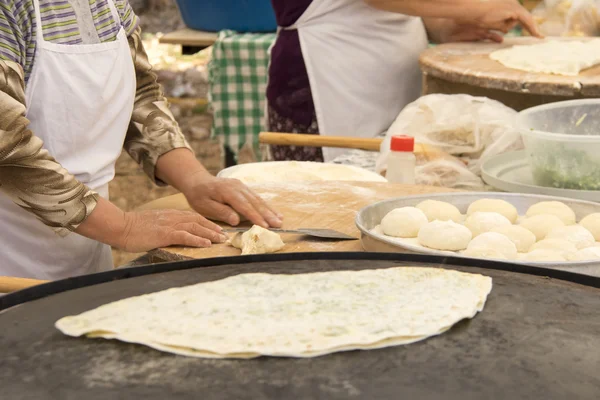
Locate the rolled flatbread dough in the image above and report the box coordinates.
[228,225,285,255]
[55,267,492,359]
[222,161,386,184]
[490,39,600,76]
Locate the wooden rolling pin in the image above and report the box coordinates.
[259,131,436,155]
[260,131,383,151]
[0,276,48,293]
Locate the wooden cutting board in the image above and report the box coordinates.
[139,181,456,261]
[420,37,600,98]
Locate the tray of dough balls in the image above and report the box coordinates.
[356,192,600,269]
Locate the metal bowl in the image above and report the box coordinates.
[356,192,600,275]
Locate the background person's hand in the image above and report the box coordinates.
[117,209,228,252]
[427,18,505,43]
[181,174,283,228]
[464,0,542,37]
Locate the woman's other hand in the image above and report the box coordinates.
[181,173,283,229]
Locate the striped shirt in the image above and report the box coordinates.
[0,0,139,81]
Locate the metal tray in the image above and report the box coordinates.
[1,253,600,400]
[481,151,600,202]
[356,192,600,275]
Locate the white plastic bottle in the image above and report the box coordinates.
[386,135,416,184]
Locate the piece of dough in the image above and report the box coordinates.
[525,201,576,225]
[580,213,600,241]
[530,238,577,258]
[418,220,472,251]
[416,200,462,223]
[464,232,518,260]
[489,40,600,76]
[381,207,429,238]
[545,225,596,250]
[491,225,537,253]
[519,214,566,241]
[518,249,567,262]
[464,212,511,237]
[55,267,492,359]
[567,247,600,262]
[228,225,285,255]
[467,199,518,223]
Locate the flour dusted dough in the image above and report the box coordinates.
[467,199,518,224]
[464,232,518,260]
[490,40,600,76]
[55,267,492,359]
[223,161,386,184]
[416,200,462,223]
[491,225,536,253]
[464,212,512,237]
[381,207,428,238]
[545,225,596,250]
[580,213,600,241]
[228,225,285,255]
[418,220,472,251]
[525,201,577,225]
[519,214,565,241]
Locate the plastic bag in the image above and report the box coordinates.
[376,94,522,189]
[528,0,600,37]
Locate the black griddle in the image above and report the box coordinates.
[1,252,599,400]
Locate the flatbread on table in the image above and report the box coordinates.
[56,267,492,359]
[490,39,600,76]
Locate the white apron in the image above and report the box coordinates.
[0,0,136,280]
[283,0,428,162]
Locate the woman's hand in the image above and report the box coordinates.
[76,197,228,252]
[366,0,542,38]
[155,148,283,229]
[425,18,505,44]
[180,173,283,228]
[462,0,541,37]
[118,209,228,252]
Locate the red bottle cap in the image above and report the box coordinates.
[390,135,414,152]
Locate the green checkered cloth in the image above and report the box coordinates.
[209,30,277,160]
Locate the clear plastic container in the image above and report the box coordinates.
[516,99,600,191]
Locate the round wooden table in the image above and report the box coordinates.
[420,37,600,111]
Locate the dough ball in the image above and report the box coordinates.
[462,247,509,260]
[491,225,537,253]
[518,249,567,262]
[580,213,600,241]
[530,239,577,258]
[381,207,428,238]
[567,247,600,261]
[526,201,576,225]
[464,212,511,237]
[467,199,519,223]
[418,220,472,251]
[545,225,595,250]
[465,232,518,260]
[519,214,565,241]
[228,225,285,255]
[416,200,462,223]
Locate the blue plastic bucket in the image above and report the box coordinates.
[175,0,278,33]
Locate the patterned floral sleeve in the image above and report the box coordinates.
[125,27,193,185]
[0,60,98,236]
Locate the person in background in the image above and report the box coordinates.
[266,0,541,162]
[0,0,282,280]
